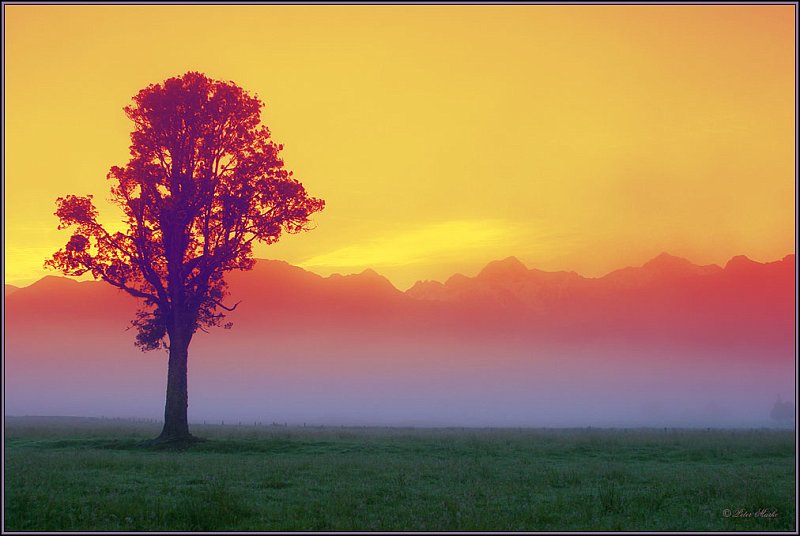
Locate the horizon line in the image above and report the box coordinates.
[4,415,795,432]
[4,249,795,291]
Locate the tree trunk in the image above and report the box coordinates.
[158,334,191,441]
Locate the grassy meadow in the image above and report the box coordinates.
[4,416,796,532]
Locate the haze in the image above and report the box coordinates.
[3,5,794,429]
[5,254,794,428]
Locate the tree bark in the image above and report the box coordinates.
[158,331,191,441]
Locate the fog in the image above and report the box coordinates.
[5,258,794,429]
[5,328,793,429]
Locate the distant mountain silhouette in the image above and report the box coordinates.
[5,275,139,328]
[4,252,794,426]
[6,252,794,349]
[407,254,793,344]
[408,252,768,302]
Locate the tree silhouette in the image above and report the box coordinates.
[46,72,324,442]
[770,395,795,427]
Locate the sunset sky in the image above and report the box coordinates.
[4,4,796,290]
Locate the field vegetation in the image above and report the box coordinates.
[4,416,795,531]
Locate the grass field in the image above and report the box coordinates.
[4,416,796,532]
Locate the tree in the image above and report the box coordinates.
[46,72,324,442]
[770,395,795,427]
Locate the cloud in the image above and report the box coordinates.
[298,219,521,270]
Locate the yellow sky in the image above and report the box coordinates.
[4,5,796,290]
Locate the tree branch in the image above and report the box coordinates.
[101,275,160,303]
[214,299,241,312]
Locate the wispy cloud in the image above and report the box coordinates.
[298,219,522,270]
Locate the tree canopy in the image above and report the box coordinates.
[47,71,324,351]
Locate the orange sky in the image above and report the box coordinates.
[4,4,796,290]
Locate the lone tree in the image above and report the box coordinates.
[46,72,324,442]
[770,395,795,427]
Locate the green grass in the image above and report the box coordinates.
[4,416,796,531]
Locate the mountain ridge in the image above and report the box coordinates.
[5,251,794,426]
[5,251,793,296]
[6,251,793,348]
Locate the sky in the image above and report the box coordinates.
[4,4,796,290]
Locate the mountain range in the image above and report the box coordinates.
[4,252,795,427]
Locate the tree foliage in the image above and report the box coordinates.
[47,72,324,351]
[770,395,795,426]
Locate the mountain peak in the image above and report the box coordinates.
[477,256,529,280]
[4,284,20,297]
[360,268,400,291]
[406,279,446,300]
[359,268,382,279]
[725,254,759,271]
[642,252,724,277]
[643,252,694,271]
[26,275,83,290]
[326,268,400,295]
